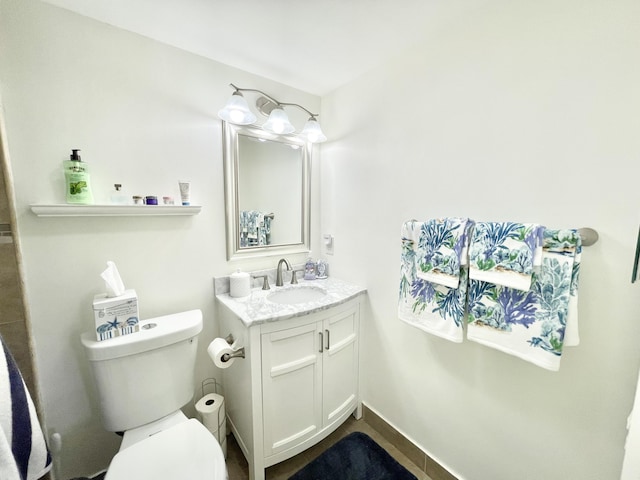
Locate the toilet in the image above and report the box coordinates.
[81,309,227,480]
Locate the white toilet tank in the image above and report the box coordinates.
[81,309,203,432]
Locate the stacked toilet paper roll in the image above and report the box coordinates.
[229,270,250,297]
[195,393,227,458]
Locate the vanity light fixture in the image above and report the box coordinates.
[218,83,327,143]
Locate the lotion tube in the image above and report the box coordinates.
[178,181,191,205]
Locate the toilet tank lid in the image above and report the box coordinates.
[81,309,203,361]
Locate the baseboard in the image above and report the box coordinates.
[362,404,458,480]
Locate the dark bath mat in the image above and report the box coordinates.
[288,431,418,480]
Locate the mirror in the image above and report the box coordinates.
[223,121,311,260]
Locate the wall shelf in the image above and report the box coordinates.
[30,204,201,217]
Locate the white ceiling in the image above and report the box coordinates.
[41,0,478,96]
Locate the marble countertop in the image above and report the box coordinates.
[215,277,367,327]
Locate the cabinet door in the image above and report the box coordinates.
[321,304,358,427]
[261,322,322,458]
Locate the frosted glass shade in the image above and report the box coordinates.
[218,92,257,125]
[262,108,295,135]
[301,118,327,143]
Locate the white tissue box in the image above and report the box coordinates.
[92,289,139,341]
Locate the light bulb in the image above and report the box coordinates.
[263,108,295,135]
[229,109,246,123]
[301,117,327,143]
[218,92,256,125]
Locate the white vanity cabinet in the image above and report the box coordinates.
[218,295,362,480]
[261,302,359,458]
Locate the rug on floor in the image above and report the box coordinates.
[288,431,418,480]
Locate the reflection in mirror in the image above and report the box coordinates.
[238,135,302,246]
[223,121,310,260]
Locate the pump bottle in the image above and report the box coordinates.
[63,149,94,204]
[304,252,316,280]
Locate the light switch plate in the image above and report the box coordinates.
[323,234,334,255]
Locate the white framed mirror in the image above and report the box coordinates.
[222,121,311,260]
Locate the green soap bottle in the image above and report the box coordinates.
[63,149,94,204]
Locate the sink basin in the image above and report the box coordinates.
[267,285,328,305]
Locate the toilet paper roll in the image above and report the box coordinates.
[195,393,226,440]
[229,270,250,298]
[208,337,236,369]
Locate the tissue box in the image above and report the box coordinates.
[92,289,139,341]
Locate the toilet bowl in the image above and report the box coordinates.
[81,309,227,480]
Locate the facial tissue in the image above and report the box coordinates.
[92,261,139,341]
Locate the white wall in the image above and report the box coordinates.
[321,0,640,479]
[0,0,319,478]
[621,366,640,479]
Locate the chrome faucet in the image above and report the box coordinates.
[276,258,292,286]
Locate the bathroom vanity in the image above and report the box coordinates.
[215,276,366,480]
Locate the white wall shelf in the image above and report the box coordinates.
[30,204,201,217]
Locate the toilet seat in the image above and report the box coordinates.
[105,419,227,480]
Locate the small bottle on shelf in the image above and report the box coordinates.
[109,184,129,205]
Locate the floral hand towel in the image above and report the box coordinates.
[544,229,582,346]
[239,210,271,247]
[466,229,581,371]
[415,217,472,289]
[469,222,544,292]
[398,220,469,343]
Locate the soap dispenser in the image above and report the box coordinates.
[304,253,316,280]
[63,149,94,204]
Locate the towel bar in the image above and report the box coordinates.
[406,220,598,246]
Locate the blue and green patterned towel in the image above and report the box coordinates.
[544,229,582,346]
[466,229,581,371]
[469,222,545,292]
[239,210,271,247]
[398,220,470,343]
[415,217,473,289]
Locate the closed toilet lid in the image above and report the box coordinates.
[105,419,227,480]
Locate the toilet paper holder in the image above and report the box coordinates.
[222,334,245,362]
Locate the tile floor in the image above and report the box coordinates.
[225,415,432,480]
